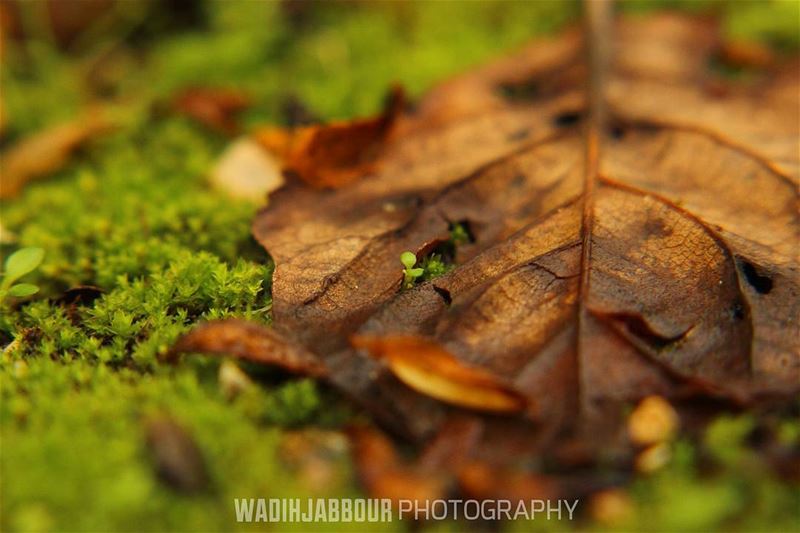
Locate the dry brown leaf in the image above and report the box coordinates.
[169,319,328,378]
[0,110,111,198]
[347,425,447,505]
[253,86,405,188]
[176,12,799,496]
[171,87,251,135]
[351,335,526,413]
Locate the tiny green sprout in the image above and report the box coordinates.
[1,247,45,303]
[450,222,471,245]
[400,251,424,289]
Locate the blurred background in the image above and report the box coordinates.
[1,1,798,532]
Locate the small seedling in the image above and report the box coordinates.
[450,222,472,245]
[1,247,45,303]
[400,251,424,289]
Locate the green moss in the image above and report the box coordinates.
[1,357,359,532]
[1,1,798,531]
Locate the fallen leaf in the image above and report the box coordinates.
[347,425,447,505]
[171,87,251,135]
[178,11,800,497]
[211,137,284,202]
[351,335,526,413]
[0,110,111,199]
[457,461,561,503]
[169,318,328,378]
[254,85,406,188]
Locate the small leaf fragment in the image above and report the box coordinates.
[170,319,329,377]
[348,425,446,503]
[7,283,39,297]
[254,86,405,188]
[351,335,526,413]
[171,86,251,135]
[3,247,44,285]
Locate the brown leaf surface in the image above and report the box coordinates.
[254,86,406,189]
[171,87,251,135]
[347,425,448,504]
[352,335,527,413]
[169,319,328,378]
[176,12,799,496]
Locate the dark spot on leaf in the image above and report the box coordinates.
[433,286,452,306]
[497,79,540,102]
[605,313,687,349]
[730,299,746,320]
[507,128,531,142]
[644,218,672,238]
[552,110,582,128]
[609,124,626,140]
[741,260,773,294]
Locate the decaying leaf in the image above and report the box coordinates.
[348,425,447,504]
[254,86,405,188]
[0,110,111,198]
[211,137,284,203]
[169,318,328,378]
[174,12,799,499]
[351,335,526,413]
[171,87,251,135]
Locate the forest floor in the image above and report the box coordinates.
[1,1,798,531]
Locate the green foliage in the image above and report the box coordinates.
[400,251,424,289]
[419,254,453,283]
[724,0,800,51]
[449,223,472,246]
[1,247,45,304]
[622,415,800,532]
[0,357,358,532]
[3,247,45,285]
